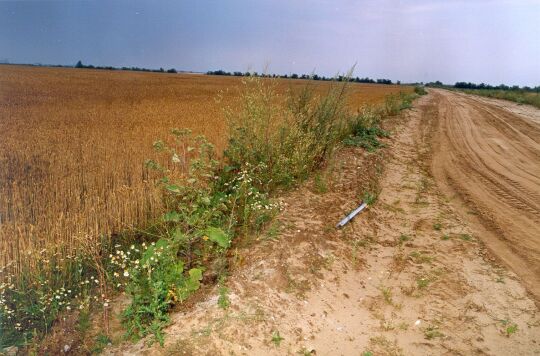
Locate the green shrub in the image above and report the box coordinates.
[414,86,427,95]
[343,126,389,151]
[122,237,204,345]
[223,76,353,191]
[384,94,401,116]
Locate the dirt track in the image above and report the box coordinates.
[426,89,540,303]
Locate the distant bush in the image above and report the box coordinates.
[376,79,393,85]
[414,86,427,95]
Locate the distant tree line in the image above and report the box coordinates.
[425,81,444,87]
[417,80,539,92]
[74,60,178,73]
[453,81,540,92]
[206,69,395,84]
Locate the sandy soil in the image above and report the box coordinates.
[426,89,540,304]
[105,93,539,355]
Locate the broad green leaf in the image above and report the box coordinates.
[188,268,203,281]
[165,184,181,194]
[205,227,231,248]
[163,211,181,222]
[184,268,203,292]
[155,238,169,250]
[172,261,184,275]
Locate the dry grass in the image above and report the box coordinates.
[0,64,410,271]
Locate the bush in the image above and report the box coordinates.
[414,86,427,95]
[223,76,353,191]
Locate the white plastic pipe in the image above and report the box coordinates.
[336,201,367,228]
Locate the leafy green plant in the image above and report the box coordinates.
[271,330,284,347]
[506,323,518,336]
[344,126,389,151]
[91,334,112,354]
[217,285,230,310]
[500,319,518,337]
[122,237,204,345]
[362,191,378,206]
[417,277,430,289]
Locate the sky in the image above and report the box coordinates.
[1,0,539,86]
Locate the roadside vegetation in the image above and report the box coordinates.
[457,88,540,108]
[423,80,540,109]
[0,74,418,351]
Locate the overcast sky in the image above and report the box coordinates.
[1,0,539,86]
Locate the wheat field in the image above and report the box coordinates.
[0,65,409,271]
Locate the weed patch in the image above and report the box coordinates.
[271,330,284,347]
[424,326,444,340]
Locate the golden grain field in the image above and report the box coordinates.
[0,65,410,270]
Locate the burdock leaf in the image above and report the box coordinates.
[163,211,181,222]
[205,227,231,248]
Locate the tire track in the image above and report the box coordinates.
[426,89,540,304]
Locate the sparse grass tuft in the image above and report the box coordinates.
[363,191,379,206]
[424,326,444,339]
[313,173,328,193]
[398,234,411,244]
[381,286,394,305]
[271,330,284,347]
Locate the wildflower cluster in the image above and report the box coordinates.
[122,237,205,345]
[107,244,142,289]
[0,246,116,347]
[223,162,281,230]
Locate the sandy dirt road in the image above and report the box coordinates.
[104,93,539,356]
[425,89,540,303]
